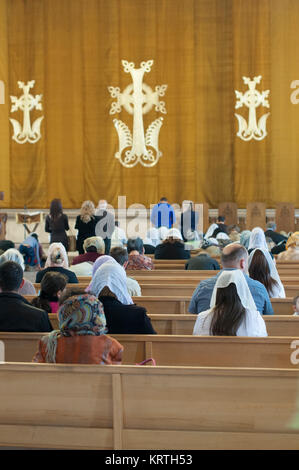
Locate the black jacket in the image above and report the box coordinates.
[154,241,191,260]
[35,266,78,284]
[99,296,156,335]
[0,292,53,332]
[264,229,288,245]
[185,254,220,270]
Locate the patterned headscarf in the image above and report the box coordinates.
[41,294,107,363]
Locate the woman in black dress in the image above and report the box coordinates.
[45,199,69,251]
[75,200,99,254]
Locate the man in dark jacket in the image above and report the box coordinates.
[0,261,53,332]
[185,243,220,270]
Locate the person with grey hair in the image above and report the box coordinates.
[265,221,288,245]
[0,248,36,295]
[188,243,274,315]
[185,242,220,271]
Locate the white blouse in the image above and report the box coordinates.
[193,308,268,337]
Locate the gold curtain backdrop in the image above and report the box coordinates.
[0,0,299,208]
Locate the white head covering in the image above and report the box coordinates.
[1,248,25,271]
[216,232,230,240]
[45,243,69,268]
[210,269,257,311]
[204,223,218,239]
[87,261,133,305]
[248,227,268,251]
[158,226,169,241]
[166,228,183,240]
[146,228,160,247]
[248,248,286,297]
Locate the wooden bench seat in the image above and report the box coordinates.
[1,332,299,369]
[23,295,295,315]
[47,313,299,336]
[1,362,299,449]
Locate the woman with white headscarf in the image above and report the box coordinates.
[0,248,36,295]
[35,243,78,284]
[88,262,156,335]
[154,227,191,260]
[248,248,285,298]
[193,270,268,337]
[248,227,269,253]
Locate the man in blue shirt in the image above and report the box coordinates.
[188,243,274,315]
[150,197,176,229]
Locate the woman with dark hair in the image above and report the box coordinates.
[248,248,285,298]
[31,271,68,313]
[45,198,69,251]
[193,270,267,336]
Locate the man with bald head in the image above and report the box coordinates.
[188,243,274,315]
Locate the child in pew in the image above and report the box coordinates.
[292,295,299,316]
[31,271,68,314]
[193,270,268,337]
[32,292,123,365]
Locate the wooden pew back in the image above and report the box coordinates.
[1,332,299,369]
[1,363,299,449]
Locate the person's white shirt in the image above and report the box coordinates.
[126,276,142,296]
[69,262,93,276]
[193,307,268,337]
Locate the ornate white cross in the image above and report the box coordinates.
[108,60,167,167]
[235,76,270,141]
[9,80,44,144]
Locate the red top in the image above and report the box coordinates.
[32,334,123,365]
[72,252,102,265]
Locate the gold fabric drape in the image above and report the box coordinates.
[1,0,299,208]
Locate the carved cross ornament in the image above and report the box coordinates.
[108,60,167,167]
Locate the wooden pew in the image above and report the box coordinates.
[48,313,299,337]
[2,332,299,369]
[23,295,295,316]
[1,362,299,449]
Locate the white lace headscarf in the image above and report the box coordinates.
[210,269,257,311]
[248,227,268,251]
[146,228,160,247]
[248,248,285,297]
[87,261,133,305]
[1,248,25,271]
[204,223,219,240]
[166,228,183,241]
[45,243,69,268]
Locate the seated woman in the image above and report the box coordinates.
[193,270,268,337]
[36,243,78,284]
[277,232,299,261]
[88,262,156,334]
[32,293,123,364]
[71,236,105,265]
[31,271,68,313]
[0,248,36,295]
[248,227,272,256]
[154,228,191,260]
[248,248,285,298]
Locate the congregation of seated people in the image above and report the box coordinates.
[0,197,297,365]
